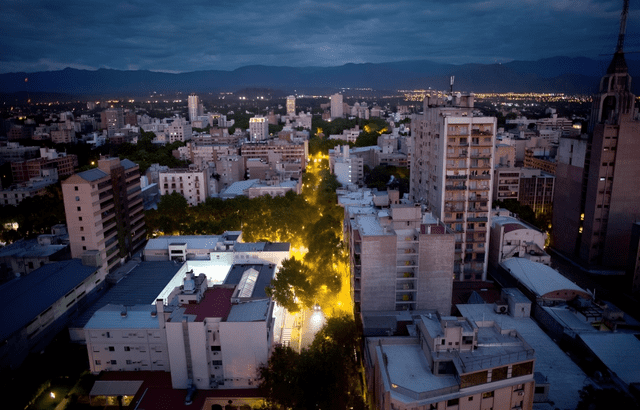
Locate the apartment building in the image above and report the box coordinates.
[62,157,146,275]
[11,148,77,183]
[249,116,269,141]
[411,93,496,281]
[345,197,455,314]
[330,145,364,186]
[493,168,555,215]
[240,138,308,169]
[286,95,296,115]
[85,267,276,391]
[331,93,343,119]
[166,117,192,143]
[159,167,209,206]
[364,312,536,410]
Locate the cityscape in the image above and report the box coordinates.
[1,1,640,410]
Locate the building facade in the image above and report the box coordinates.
[411,93,496,281]
[249,116,269,141]
[159,167,210,206]
[331,93,343,119]
[552,46,640,268]
[62,157,146,275]
[286,95,296,116]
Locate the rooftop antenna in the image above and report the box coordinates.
[616,0,629,53]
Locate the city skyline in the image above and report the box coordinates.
[2,0,639,75]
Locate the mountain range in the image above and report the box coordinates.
[1,56,639,97]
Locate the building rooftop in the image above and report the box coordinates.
[579,332,640,386]
[85,304,160,330]
[182,287,234,321]
[0,238,66,259]
[220,179,259,197]
[233,242,290,253]
[224,264,275,299]
[501,258,586,298]
[71,260,182,329]
[226,299,271,322]
[354,215,386,236]
[457,303,589,409]
[0,259,98,341]
[121,158,137,170]
[77,167,109,182]
[145,235,227,251]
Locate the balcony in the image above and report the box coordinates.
[446,174,468,180]
[446,185,468,191]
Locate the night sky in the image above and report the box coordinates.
[2,0,639,74]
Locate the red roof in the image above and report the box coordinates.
[183,287,234,321]
[503,222,526,234]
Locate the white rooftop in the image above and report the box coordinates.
[145,235,225,250]
[354,215,386,236]
[501,258,586,298]
[457,304,589,410]
[84,304,160,329]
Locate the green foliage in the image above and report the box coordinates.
[493,199,551,232]
[114,133,188,174]
[0,182,65,242]
[308,134,352,156]
[259,316,365,410]
[364,165,410,196]
[266,257,314,313]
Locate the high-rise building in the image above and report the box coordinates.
[62,157,146,275]
[552,3,640,269]
[330,93,343,119]
[286,95,296,116]
[248,116,269,141]
[188,94,200,123]
[411,93,496,281]
[344,192,455,314]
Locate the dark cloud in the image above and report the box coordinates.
[1,0,638,73]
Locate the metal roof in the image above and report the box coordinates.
[501,258,586,298]
[226,299,270,322]
[579,333,640,386]
[224,263,275,298]
[71,261,182,329]
[0,259,98,341]
[120,159,137,170]
[77,168,109,182]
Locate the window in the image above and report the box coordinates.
[110,360,117,365]
[447,398,459,406]
[468,396,474,401]
[535,386,546,394]
[77,206,81,211]
[75,186,78,191]
[82,246,87,251]
[482,391,494,399]
[124,346,131,351]
[80,227,84,231]
[95,360,101,365]
[75,196,80,201]
[79,216,82,221]
[211,346,221,351]
[108,346,115,351]
[126,360,132,365]
[212,360,222,365]
[81,236,85,241]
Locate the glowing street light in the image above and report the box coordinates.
[50,392,55,399]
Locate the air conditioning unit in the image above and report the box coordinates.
[494,302,508,314]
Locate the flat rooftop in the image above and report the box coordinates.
[224,263,275,298]
[457,303,589,409]
[182,287,234,322]
[72,260,182,329]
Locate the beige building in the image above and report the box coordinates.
[411,93,496,281]
[286,95,296,115]
[249,116,269,141]
[62,158,146,275]
[159,167,210,206]
[345,196,455,314]
[240,138,308,170]
[489,211,549,267]
[365,312,536,410]
[330,93,343,119]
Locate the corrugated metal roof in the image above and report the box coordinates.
[226,299,270,322]
[120,159,137,170]
[0,259,98,341]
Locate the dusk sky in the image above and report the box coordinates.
[2,0,639,74]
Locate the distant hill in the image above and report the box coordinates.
[1,56,638,97]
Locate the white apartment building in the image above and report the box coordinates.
[159,168,209,206]
[188,94,201,123]
[411,93,496,281]
[249,116,269,141]
[330,145,364,186]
